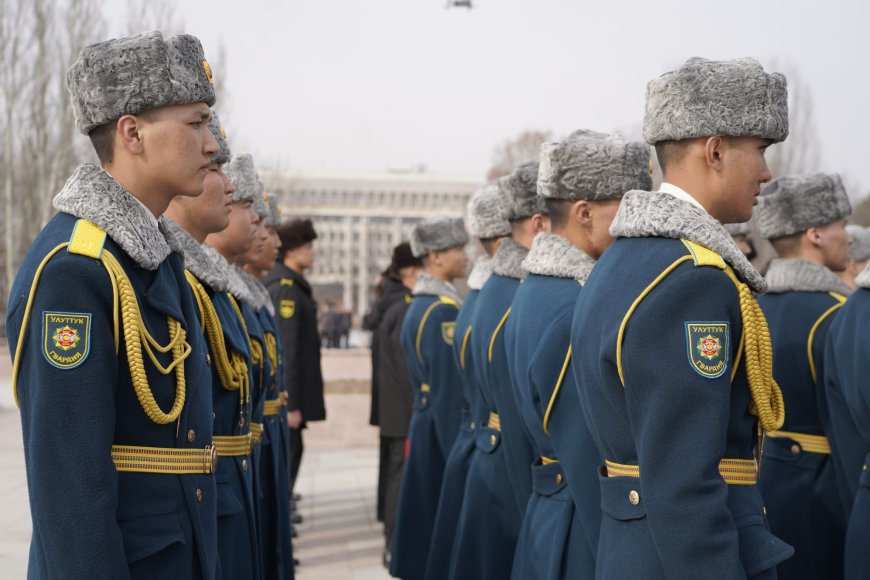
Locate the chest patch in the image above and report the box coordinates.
[280,299,296,319]
[686,322,729,379]
[42,311,91,370]
[442,321,456,345]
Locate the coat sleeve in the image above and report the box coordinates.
[9,252,131,578]
[421,302,464,458]
[620,266,746,579]
[270,282,302,413]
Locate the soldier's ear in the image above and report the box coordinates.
[704,135,724,171]
[571,200,592,226]
[115,114,145,156]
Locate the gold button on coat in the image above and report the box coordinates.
[187,429,196,443]
[421,397,428,405]
[628,490,640,505]
[490,434,497,446]
[242,459,248,471]
[790,444,801,455]
[196,488,204,503]
[556,473,563,485]
[206,353,211,366]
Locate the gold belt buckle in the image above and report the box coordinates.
[204,445,218,474]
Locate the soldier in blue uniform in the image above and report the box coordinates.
[754,173,852,579]
[164,113,262,579]
[837,225,870,290]
[6,31,221,578]
[425,186,510,580]
[823,256,870,579]
[506,129,651,579]
[571,57,794,579]
[390,216,468,580]
[450,162,547,580]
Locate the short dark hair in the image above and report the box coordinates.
[277,219,318,260]
[88,109,159,164]
[545,198,574,230]
[654,139,691,174]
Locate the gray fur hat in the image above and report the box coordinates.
[498,161,548,220]
[847,225,870,262]
[265,194,281,228]
[643,57,789,145]
[466,185,511,240]
[224,154,258,203]
[67,30,216,135]
[756,173,851,239]
[410,216,469,258]
[253,183,269,222]
[538,129,652,201]
[724,222,753,237]
[208,111,231,165]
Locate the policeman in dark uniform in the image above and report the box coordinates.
[837,225,870,290]
[450,162,547,580]
[425,186,510,580]
[754,174,852,579]
[571,57,794,578]
[164,113,262,579]
[390,216,468,580]
[7,31,220,578]
[265,218,327,497]
[505,129,651,579]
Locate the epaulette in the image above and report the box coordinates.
[280,277,294,287]
[681,239,726,270]
[68,219,107,259]
[438,295,459,307]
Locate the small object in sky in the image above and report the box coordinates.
[447,0,473,9]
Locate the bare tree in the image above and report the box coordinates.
[766,62,822,179]
[125,0,180,36]
[486,129,553,183]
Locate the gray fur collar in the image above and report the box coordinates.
[227,265,255,305]
[491,238,528,280]
[413,272,463,304]
[162,218,227,292]
[523,232,595,282]
[53,163,183,270]
[611,190,767,293]
[236,267,275,315]
[466,256,493,290]
[765,259,853,295]
[856,261,870,290]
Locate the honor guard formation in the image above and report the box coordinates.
[4,27,870,580]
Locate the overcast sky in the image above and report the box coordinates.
[105,0,870,194]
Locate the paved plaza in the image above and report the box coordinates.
[0,347,391,580]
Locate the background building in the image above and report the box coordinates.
[267,169,478,322]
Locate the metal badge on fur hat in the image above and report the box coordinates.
[724,222,753,237]
[208,111,231,165]
[67,30,216,135]
[466,185,511,239]
[642,57,788,145]
[756,173,851,239]
[224,153,259,203]
[538,129,652,201]
[498,161,548,220]
[847,225,870,262]
[410,216,469,258]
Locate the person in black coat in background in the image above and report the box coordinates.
[364,243,423,545]
[264,219,327,494]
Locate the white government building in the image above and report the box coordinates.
[266,170,479,318]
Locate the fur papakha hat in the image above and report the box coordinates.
[724,222,753,237]
[67,30,216,135]
[277,219,318,252]
[643,57,788,145]
[224,154,259,203]
[538,129,652,201]
[208,110,231,165]
[264,194,281,228]
[756,173,851,239]
[253,182,269,222]
[466,185,511,240]
[847,225,870,262]
[498,161,548,220]
[410,216,469,258]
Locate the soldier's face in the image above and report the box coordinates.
[586,199,621,260]
[716,136,773,223]
[223,200,257,258]
[193,163,232,235]
[816,218,851,272]
[439,246,468,279]
[138,102,218,198]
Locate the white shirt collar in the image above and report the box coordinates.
[658,182,707,213]
[103,168,160,231]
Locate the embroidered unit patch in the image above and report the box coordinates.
[686,322,728,379]
[280,299,296,319]
[442,321,456,345]
[42,311,91,369]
